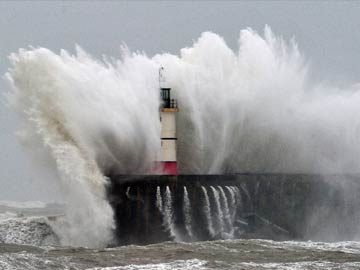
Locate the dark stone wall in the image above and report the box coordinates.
[106,174,360,245]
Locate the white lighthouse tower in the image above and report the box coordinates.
[158,67,178,175]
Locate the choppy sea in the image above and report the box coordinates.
[1,202,360,270]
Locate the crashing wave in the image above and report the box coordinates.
[0,216,59,246]
[6,26,360,247]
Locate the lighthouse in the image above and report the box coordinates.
[158,67,178,175]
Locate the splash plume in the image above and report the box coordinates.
[5,26,360,247]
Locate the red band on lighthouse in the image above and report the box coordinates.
[156,67,179,175]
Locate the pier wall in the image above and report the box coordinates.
[106,174,360,245]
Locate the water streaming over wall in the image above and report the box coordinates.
[147,184,242,242]
[210,186,225,236]
[226,186,237,221]
[201,186,215,238]
[218,186,233,237]
[156,186,163,212]
[164,186,180,241]
[183,186,193,239]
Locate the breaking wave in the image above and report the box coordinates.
[0,215,58,246]
[0,201,46,209]
[5,26,360,247]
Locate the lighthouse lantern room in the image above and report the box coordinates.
[158,67,178,175]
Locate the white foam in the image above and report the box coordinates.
[236,261,360,270]
[86,259,207,270]
[0,201,46,209]
[0,212,18,220]
[264,240,360,254]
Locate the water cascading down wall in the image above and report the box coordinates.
[107,174,360,245]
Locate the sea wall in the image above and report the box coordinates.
[106,174,360,245]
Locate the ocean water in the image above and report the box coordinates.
[0,203,360,270]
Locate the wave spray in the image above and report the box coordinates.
[6,26,360,247]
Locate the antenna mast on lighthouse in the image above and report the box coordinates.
[158,67,179,175]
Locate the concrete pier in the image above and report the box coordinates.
[106,174,360,245]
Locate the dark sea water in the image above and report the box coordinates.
[1,203,360,270]
[2,239,360,270]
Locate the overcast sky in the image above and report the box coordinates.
[1,1,360,201]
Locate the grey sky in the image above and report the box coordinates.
[0,1,360,201]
